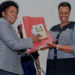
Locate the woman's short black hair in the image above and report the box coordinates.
[0,1,19,18]
[58,2,71,12]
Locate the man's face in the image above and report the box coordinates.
[2,6,18,24]
[58,6,70,24]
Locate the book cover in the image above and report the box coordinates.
[32,23,48,39]
[22,16,56,53]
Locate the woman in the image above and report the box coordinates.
[0,1,41,75]
[18,25,41,75]
[41,2,75,75]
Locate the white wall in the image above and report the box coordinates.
[0,0,75,75]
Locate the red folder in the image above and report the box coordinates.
[22,16,56,53]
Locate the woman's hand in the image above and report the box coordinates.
[40,42,57,50]
[47,42,57,48]
[30,34,42,43]
[40,44,50,50]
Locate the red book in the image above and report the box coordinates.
[22,16,56,53]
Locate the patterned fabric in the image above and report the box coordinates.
[0,18,33,75]
[48,22,75,59]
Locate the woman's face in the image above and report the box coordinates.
[58,6,70,24]
[2,6,18,24]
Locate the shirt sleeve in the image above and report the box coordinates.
[0,22,33,51]
[70,24,75,55]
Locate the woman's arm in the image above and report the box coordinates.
[35,57,41,75]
